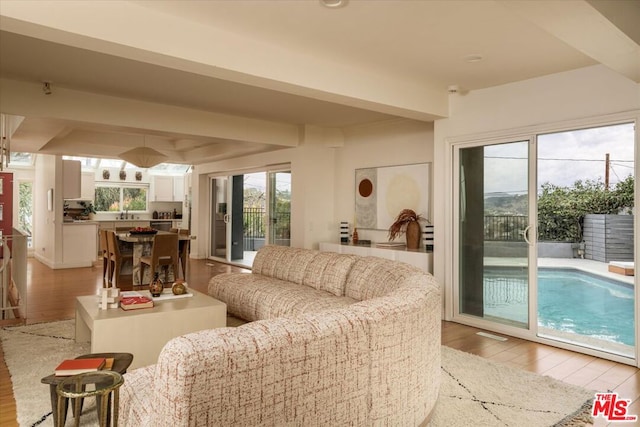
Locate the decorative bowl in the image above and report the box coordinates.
[129,229,158,235]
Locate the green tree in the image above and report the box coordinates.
[18,182,33,235]
[537,176,634,242]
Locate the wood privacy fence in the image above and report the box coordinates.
[583,214,634,262]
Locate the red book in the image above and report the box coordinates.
[120,295,154,310]
[55,358,106,376]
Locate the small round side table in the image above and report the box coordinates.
[41,352,133,427]
[56,370,124,427]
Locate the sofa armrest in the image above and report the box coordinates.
[119,365,156,426]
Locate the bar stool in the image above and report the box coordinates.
[140,233,179,284]
[106,230,133,288]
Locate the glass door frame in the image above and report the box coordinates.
[452,136,539,341]
[207,164,292,266]
[448,113,639,366]
[266,169,291,247]
[209,175,231,263]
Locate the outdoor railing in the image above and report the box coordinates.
[243,208,291,250]
[484,215,528,241]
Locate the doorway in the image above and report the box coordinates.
[209,169,291,268]
[454,121,636,362]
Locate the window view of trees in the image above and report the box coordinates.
[485,176,634,242]
[537,176,634,242]
[242,172,291,248]
[95,185,148,212]
[95,187,120,211]
[18,182,33,247]
[123,188,147,211]
[484,122,634,243]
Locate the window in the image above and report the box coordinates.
[18,181,33,248]
[95,184,148,212]
[10,152,34,167]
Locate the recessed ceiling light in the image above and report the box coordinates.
[320,0,348,8]
[463,54,484,63]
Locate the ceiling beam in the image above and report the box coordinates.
[0,78,300,147]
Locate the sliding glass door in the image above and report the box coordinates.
[454,121,636,361]
[209,168,291,267]
[457,140,532,329]
[535,123,635,358]
[267,170,291,247]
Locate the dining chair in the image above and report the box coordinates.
[99,229,110,284]
[106,230,134,288]
[139,233,180,284]
[170,228,190,279]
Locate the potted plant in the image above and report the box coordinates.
[78,201,96,220]
[388,209,427,250]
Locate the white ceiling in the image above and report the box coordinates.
[0,0,638,165]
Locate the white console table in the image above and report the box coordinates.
[319,242,433,274]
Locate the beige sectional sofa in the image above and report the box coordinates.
[119,245,441,426]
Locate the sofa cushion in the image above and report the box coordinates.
[345,256,425,300]
[251,245,288,277]
[252,245,318,285]
[209,273,356,321]
[301,251,358,297]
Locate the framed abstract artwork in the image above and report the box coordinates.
[355,163,430,230]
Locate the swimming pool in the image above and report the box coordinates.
[483,267,634,347]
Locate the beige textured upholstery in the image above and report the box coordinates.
[119,245,441,426]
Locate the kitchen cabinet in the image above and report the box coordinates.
[151,176,184,202]
[152,176,173,201]
[173,176,185,202]
[81,172,95,200]
[63,160,81,199]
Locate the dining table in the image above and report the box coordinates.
[117,230,191,286]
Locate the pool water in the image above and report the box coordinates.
[538,269,634,346]
[483,268,634,347]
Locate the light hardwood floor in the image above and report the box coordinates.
[1,258,637,426]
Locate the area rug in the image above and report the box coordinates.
[1,320,594,426]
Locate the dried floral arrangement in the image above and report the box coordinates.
[388,209,426,241]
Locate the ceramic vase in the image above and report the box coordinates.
[405,221,421,250]
[149,273,164,297]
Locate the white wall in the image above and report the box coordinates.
[433,64,640,319]
[334,120,434,243]
[33,154,57,267]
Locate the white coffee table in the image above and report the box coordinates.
[75,289,226,369]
